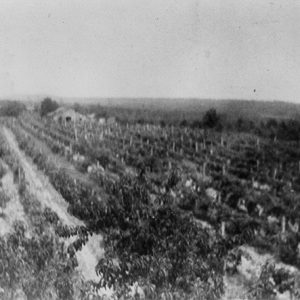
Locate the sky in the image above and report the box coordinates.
[0,0,299,102]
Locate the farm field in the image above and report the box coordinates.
[1,0,299,298]
[0,107,300,300]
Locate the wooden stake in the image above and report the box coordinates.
[221,221,226,238]
[222,164,226,176]
[282,216,286,234]
[203,162,207,177]
[74,122,78,142]
[18,167,21,185]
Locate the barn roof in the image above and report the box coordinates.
[47,106,71,116]
[48,107,86,120]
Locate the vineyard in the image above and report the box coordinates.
[0,107,300,300]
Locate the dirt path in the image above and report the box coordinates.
[2,126,104,282]
[3,126,83,227]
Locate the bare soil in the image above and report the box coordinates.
[2,127,104,282]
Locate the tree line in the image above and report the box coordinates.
[2,98,300,141]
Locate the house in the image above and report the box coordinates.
[48,107,74,122]
[48,107,86,123]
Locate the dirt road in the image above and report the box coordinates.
[3,126,83,227]
[2,127,104,282]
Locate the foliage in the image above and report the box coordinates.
[40,97,59,117]
[202,108,220,129]
[0,189,10,215]
[94,176,226,299]
[0,101,26,117]
[0,162,6,180]
[247,262,299,299]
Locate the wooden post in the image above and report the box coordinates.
[221,221,226,238]
[222,164,226,176]
[172,142,175,152]
[282,216,286,234]
[195,141,199,153]
[203,162,207,177]
[18,167,21,185]
[217,192,221,204]
[84,122,87,140]
[74,122,78,142]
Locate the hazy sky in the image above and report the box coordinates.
[0,0,299,101]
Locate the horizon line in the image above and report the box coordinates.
[0,94,299,105]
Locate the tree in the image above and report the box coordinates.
[236,118,245,132]
[202,108,220,129]
[40,97,59,117]
[0,101,26,117]
[160,120,166,128]
[94,176,226,299]
[180,119,188,127]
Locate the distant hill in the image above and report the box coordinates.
[62,98,300,122]
[2,97,300,122]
